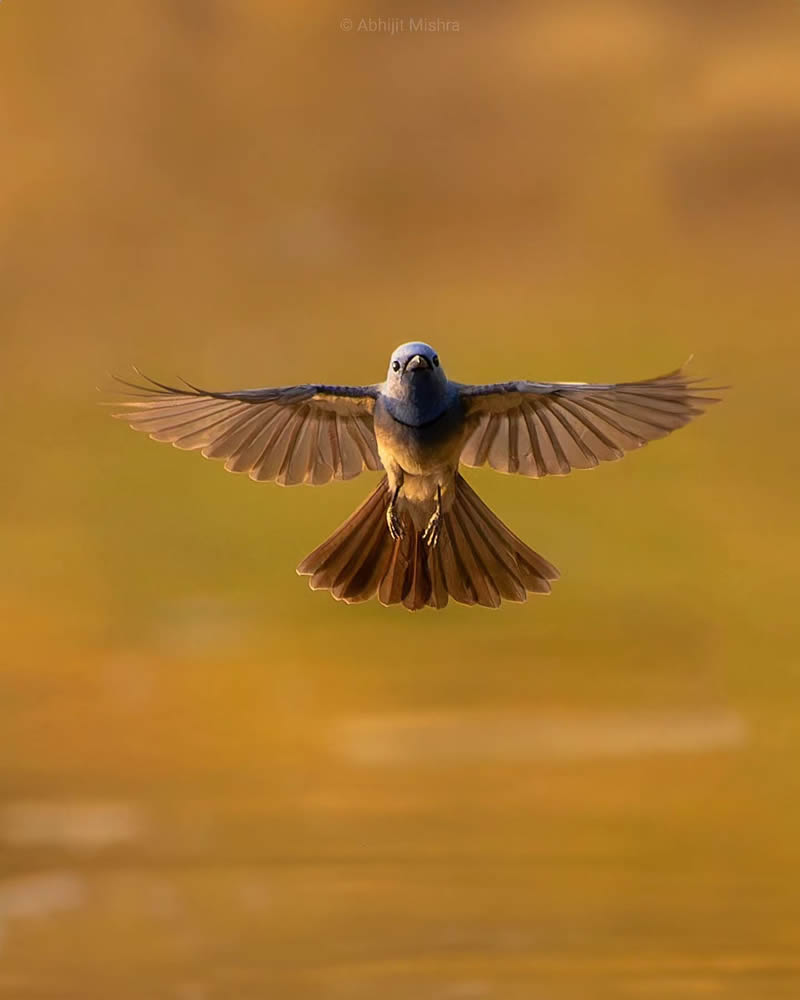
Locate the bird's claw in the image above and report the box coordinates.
[387,506,404,541]
[423,510,441,548]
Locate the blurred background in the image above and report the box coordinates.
[1,1,799,997]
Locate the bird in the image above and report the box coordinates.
[111,342,722,611]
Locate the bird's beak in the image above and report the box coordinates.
[404,354,430,372]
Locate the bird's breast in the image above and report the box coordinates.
[374,396,466,476]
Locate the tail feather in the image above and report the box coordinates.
[335,511,395,602]
[297,480,385,588]
[455,491,527,603]
[458,479,559,590]
[377,530,410,607]
[297,472,559,610]
[445,502,501,608]
[428,542,450,609]
[438,518,478,606]
[332,497,391,601]
[403,533,433,611]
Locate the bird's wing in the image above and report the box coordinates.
[457,366,722,477]
[110,372,382,485]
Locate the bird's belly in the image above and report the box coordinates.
[375,404,466,478]
[387,434,454,476]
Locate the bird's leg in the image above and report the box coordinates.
[423,485,443,548]
[386,482,404,540]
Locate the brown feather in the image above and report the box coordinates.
[297,473,558,610]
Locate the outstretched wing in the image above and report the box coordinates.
[459,367,722,477]
[111,372,382,485]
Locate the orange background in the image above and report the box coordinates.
[1,3,799,996]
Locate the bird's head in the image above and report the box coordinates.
[385,342,446,395]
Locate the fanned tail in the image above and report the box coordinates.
[296,473,559,611]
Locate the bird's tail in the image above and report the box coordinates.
[296,474,559,611]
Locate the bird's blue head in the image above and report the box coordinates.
[385,342,446,388]
[382,342,451,424]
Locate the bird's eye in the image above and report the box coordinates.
[392,360,401,372]
[433,356,440,367]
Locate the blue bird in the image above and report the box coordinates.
[112,343,721,610]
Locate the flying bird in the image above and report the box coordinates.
[112,343,721,611]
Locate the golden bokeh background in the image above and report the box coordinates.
[1,2,799,997]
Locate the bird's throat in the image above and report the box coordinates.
[384,380,450,427]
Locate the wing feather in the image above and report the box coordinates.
[111,374,381,485]
[459,367,723,477]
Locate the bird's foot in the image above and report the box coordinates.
[423,505,442,548]
[386,505,404,541]
[423,485,443,548]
